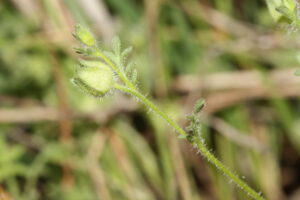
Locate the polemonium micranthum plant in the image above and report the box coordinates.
[71,25,265,200]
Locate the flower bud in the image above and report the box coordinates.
[72,61,114,97]
[73,25,96,47]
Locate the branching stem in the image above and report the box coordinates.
[73,25,265,199]
[114,83,265,200]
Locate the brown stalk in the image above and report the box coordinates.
[49,51,74,188]
[144,0,167,97]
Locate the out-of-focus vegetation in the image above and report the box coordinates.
[1,0,300,200]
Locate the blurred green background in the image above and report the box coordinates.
[1,0,300,199]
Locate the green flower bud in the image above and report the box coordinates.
[72,61,114,97]
[73,25,96,47]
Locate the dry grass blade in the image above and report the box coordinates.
[86,130,111,200]
[0,97,137,123]
[175,68,300,113]
[207,116,264,151]
[174,68,300,92]
[77,0,115,42]
[169,134,194,200]
[180,0,258,38]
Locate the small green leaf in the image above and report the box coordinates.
[284,0,296,10]
[126,62,135,73]
[265,0,284,21]
[121,46,133,66]
[112,36,121,56]
[276,5,294,20]
[193,99,205,114]
[131,69,138,84]
[121,46,133,60]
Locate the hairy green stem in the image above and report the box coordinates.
[73,26,264,199]
[114,84,265,200]
[95,49,135,88]
[193,137,264,200]
[114,84,186,136]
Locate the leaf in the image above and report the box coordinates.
[265,0,284,21]
[112,36,121,56]
[131,69,138,84]
[284,0,296,10]
[276,5,294,20]
[193,99,205,114]
[125,61,135,73]
[121,46,133,66]
[121,46,133,59]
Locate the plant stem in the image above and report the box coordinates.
[193,137,264,200]
[114,84,265,200]
[114,84,186,136]
[95,50,135,88]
